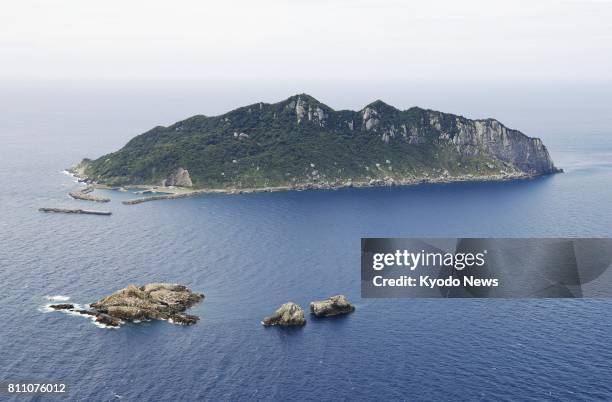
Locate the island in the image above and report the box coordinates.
[70,94,560,200]
[261,302,306,327]
[310,295,355,317]
[49,283,204,327]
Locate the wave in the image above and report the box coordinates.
[93,320,121,330]
[44,295,71,301]
[41,301,120,329]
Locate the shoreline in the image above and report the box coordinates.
[76,171,558,205]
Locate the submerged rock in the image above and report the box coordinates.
[89,283,204,326]
[310,295,355,317]
[261,302,306,326]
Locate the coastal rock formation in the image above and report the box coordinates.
[91,313,123,327]
[435,115,558,175]
[48,304,123,327]
[74,309,123,327]
[48,283,204,328]
[90,283,204,324]
[310,295,355,317]
[49,304,74,310]
[162,168,193,187]
[261,302,306,326]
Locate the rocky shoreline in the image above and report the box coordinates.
[71,170,554,205]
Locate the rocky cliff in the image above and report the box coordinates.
[74,94,560,190]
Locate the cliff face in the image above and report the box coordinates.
[75,94,560,189]
[432,114,558,175]
[162,167,193,187]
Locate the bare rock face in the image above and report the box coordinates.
[310,295,355,317]
[162,167,193,187]
[362,107,380,131]
[90,283,204,325]
[429,112,560,175]
[261,302,306,326]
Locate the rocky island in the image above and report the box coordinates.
[70,94,560,199]
[261,302,306,327]
[49,283,204,327]
[310,295,355,317]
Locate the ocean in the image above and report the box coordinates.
[1,85,612,401]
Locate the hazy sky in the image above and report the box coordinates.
[2,0,612,84]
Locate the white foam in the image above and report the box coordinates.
[44,295,71,301]
[41,302,83,314]
[61,170,81,183]
[168,318,190,326]
[39,304,55,313]
[41,301,121,329]
[62,304,85,315]
[93,319,121,329]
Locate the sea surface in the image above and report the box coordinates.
[1,86,612,401]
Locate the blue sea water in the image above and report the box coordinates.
[1,87,612,401]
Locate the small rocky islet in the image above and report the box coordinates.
[310,294,355,317]
[261,302,307,327]
[262,295,355,327]
[49,283,204,327]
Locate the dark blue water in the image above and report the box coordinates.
[1,89,612,401]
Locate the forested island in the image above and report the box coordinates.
[71,94,560,194]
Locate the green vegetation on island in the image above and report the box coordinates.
[73,94,560,190]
